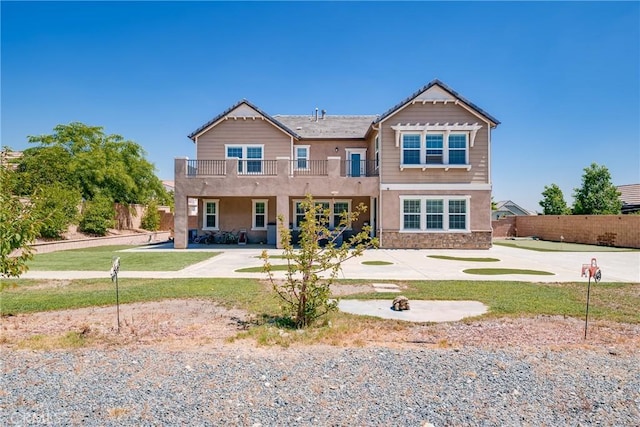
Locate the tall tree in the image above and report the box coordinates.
[539,183,570,215]
[572,163,622,215]
[21,122,168,204]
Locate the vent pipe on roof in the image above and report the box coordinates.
[315,108,319,122]
[321,109,326,120]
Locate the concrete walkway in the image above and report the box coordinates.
[20,244,640,283]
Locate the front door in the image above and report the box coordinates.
[350,153,361,177]
[346,148,367,177]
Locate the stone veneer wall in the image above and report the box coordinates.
[381,231,492,249]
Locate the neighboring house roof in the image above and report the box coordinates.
[374,79,500,127]
[618,184,640,212]
[188,99,300,141]
[494,200,535,216]
[162,180,175,192]
[274,115,377,139]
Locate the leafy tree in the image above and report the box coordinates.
[261,194,378,328]
[31,184,82,238]
[0,164,42,278]
[141,199,161,231]
[539,183,570,215]
[572,163,622,215]
[21,122,168,204]
[79,194,115,236]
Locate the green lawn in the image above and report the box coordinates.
[2,278,638,324]
[493,239,637,252]
[428,255,500,262]
[27,246,220,271]
[361,261,394,266]
[463,268,555,276]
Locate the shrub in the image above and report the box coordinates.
[79,194,115,236]
[32,184,81,238]
[140,199,160,231]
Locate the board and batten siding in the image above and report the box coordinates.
[196,119,291,160]
[379,102,490,185]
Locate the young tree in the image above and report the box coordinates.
[261,194,378,328]
[539,183,570,215]
[79,194,116,236]
[0,165,41,278]
[141,199,161,231]
[572,163,622,215]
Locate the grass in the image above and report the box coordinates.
[236,265,289,273]
[493,239,637,252]
[463,268,555,276]
[361,261,394,266]
[428,255,500,262]
[27,245,220,271]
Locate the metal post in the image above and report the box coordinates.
[110,257,121,333]
[115,272,120,333]
[584,274,591,340]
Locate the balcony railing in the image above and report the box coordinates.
[341,160,379,177]
[182,158,378,178]
[291,160,327,176]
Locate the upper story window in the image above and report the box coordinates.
[374,135,380,170]
[401,133,468,167]
[226,145,263,174]
[294,146,309,170]
[391,123,482,171]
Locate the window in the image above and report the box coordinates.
[252,199,268,230]
[315,202,330,225]
[333,201,350,228]
[448,134,467,165]
[203,199,219,230]
[426,199,443,229]
[426,135,443,164]
[402,134,421,165]
[374,135,380,170]
[400,196,469,232]
[226,145,263,174]
[294,146,309,170]
[293,200,351,229]
[403,199,421,230]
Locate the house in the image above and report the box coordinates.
[174,79,500,249]
[618,184,640,214]
[492,200,536,220]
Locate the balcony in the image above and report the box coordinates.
[182,158,378,178]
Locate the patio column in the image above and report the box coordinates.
[174,157,189,249]
[275,194,289,249]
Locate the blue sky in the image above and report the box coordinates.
[2,1,638,212]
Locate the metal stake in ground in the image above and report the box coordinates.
[110,257,121,333]
[581,258,602,339]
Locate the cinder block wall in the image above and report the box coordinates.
[493,215,640,248]
[491,216,517,238]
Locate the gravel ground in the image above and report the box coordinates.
[2,345,639,426]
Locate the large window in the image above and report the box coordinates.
[400,133,468,167]
[226,145,263,174]
[252,199,268,230]
[294,146,309,170]
[400,196,469,232]
[203,199,219,230]
[294,200,351,229]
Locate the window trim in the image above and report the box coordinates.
[293,199,352,230]
[399,131,471,171]
[399,196,470,233]
[202,199,219,231]
[252,199,268,231]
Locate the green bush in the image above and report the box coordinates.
[79,194,115,236]
[140,199,160,231]
[32,184,81,239]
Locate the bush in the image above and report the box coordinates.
[141,199,160,231]
[79,194,115,236]
[32,184,81,239]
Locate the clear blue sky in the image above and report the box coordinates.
[2,1,639,212]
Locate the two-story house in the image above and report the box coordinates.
[174,79,499,249]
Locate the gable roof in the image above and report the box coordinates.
[274,115,377,139]
[618,184,640,207]
[494,200,535,216]
[374,79,500,127]
[188,99,300,141]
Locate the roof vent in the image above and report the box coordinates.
[321,109,326,120]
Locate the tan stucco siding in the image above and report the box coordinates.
[379,189,491,232]
[196,119,291,160]
[380,103,490,184]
